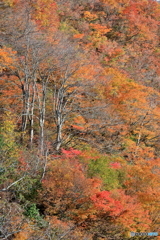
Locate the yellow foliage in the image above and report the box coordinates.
[1,112,16,149]
[84,11,98,21]
[1,0,16,7]
[1,112,19,161]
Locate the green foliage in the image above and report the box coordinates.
[88,156,123,190]
[23,203,48,227]
[24,203,40,219]
[16,176,42,202]
[59,21,79,35]
[0,133,5,150]
[0,166,5,175]
[1,0,160,237]
[0,113,19,184]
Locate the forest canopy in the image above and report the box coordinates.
[0,0,160,239]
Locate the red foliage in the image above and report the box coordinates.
[18,152,30,172]
[110,162,121,169]
[61,148,82,158]
[91,191,123,217]
[91,189,151,231]
[112,190,152,231]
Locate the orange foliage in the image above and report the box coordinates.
[111,190,151,231]
[0,47,16,72]
[90,23,112,37]
[39,156,101,221]
[101,0,130,9]
[122,0,159,42]
[0,47,21,111]
[32,0,59,32]
[105,68,160,126]
[1,0,160,237]
[73,33,84,39]
[13,223,33,240]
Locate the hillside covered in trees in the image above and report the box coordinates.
[0,0,160,239]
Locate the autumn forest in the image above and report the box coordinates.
[0,0,160,239]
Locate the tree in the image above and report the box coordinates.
[1,0,160,238]
[38,149,101,221]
